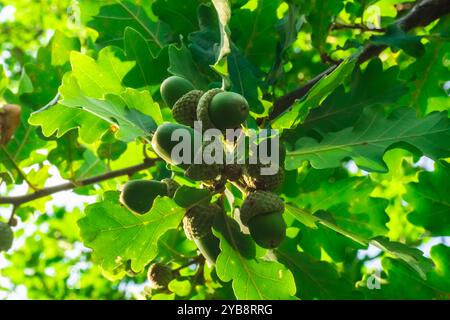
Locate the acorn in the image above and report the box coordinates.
[243,164,285,191]
[183,204,222,265]
[0,104,21,145]
[185,163,223,181]
[147,263,173,289]
[197,89,249,131]
[120,180,168,214]
[172,90,204,127]
[222,164,244,181]
[151,122,202,169]
[160,76,195,109]
[0,221,13,252]
[240,191,286,249]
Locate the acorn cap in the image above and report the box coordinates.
[172,90,204,127]
[0,221,13,252]
[240,191,285,226]
[243,165,285,191]
[161,178,180,198]
[147,263,173,289]
[185,163,223,181]
[197,88,223,130]
[183,204,221,240]
[222,164,243,181]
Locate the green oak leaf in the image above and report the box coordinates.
[275,238,361,299]
[87,1,171,52]
[296,0,344,53]
[213,214,296,300]
[400,18,450,116]
[405,163,450,236]
[152,0,199,38]
[122,27,169,88]
[78,191,185,273]
[168,43,209,89]
[29,103,110,144]
[272,56,357,129]
[211,0,231,64]
[60,74,158,141]
[230,0,279,68]
[427,244,450,294]
[371,24,425,58]
[51,30,81,66]
[286,107,450,172]
[370,236,433,279]
[68,47,134,98]
[299,59,408,135]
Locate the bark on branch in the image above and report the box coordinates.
[0,159,157,206]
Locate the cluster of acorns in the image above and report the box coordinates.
[120,76,287,277]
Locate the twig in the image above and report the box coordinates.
[0,158,157,206]
[0,145,38,191]
[331,22,386,33]
[269,0,450,121]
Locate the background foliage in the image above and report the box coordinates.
[0,0,449,300]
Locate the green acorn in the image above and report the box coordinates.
[151,122,202,169]
[197,89,249,130]
[172,90,204,127]
[120,180,168,214]
[0,221,13,252]
[147,263,173,289]
[243,164,285,191]
[183,204,222,264]
[240,191,286,249]
[160,76,195,109]
[162,178,180,198]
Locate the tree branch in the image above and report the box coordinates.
[0,158,157,206]
[269,0,450,121]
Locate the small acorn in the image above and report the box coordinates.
[151,122,202,169]
[183,204,222,265]
[0,221,13,252]
[172,90,204,127]
[197,89,249,131]
[147,263,173,289]
[160,76,196,109]
[120,180,168,214]
[240,191,286,249]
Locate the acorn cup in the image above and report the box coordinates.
[147,263,173,289]
[240,191,286,249]
[183,204,222,265]
[243,164,285,191]
[172,90,204,127]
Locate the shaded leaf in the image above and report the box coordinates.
[78,191,185,273]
